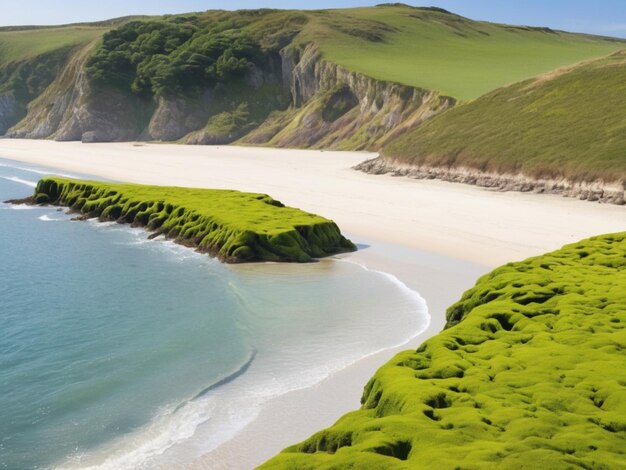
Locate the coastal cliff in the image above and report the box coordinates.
[20,177,356,263]
[240,44,454,150]
[263,232,626,468]
[6,40,452,150]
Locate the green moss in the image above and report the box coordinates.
[31,177,355,263]
[262,232,626,468]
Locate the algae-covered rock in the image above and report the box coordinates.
[31,177,355,263]
[262,232,626,468]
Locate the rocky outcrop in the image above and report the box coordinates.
[7,42,152,142]
[356,157,626,205]
[24,177,357,263]
[0,93,17,135]
[242,44,455,150]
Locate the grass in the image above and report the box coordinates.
[383,50,626,184]
[0,26,107,64]
[29,178,355,263]
[262,232,626,468]
[310,5,625,101]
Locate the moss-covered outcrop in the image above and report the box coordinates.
[27,177,355,263]
[262,232,626,468]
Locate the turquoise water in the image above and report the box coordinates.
[0,159,428,469]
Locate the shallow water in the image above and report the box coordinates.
[0,159,428,469]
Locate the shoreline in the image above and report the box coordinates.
[1,140,625,468]
[192,237,487,469]
[355,157,626,205]
[0,140,624,267]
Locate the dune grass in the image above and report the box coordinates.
[28,178,355,263]
[311,5,624,101]
[262,232,626,468]
[383,50,626,184]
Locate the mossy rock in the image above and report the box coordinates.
[32,177,356,263]
[262,232,626,468]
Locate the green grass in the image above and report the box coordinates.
[0,26,107,64]
[29,178,355,262]
[383,50,626,184]
[311,5,624,100]
[262,232,626,469]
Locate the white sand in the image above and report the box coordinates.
[1,139,624,468]
[1,140,624,267]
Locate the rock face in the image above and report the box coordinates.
[7,43,151,142]
[5,42,453,150]
[242,44,455,150]
[356,157,626,205]
[0,93,17,135]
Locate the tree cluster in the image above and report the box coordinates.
[86,18,262,96]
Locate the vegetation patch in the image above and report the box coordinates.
[383,51,626,184]
[262,232,626,468]
[315,4,624,100]
[23,178,356,263]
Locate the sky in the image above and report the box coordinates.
[1,1,625,39]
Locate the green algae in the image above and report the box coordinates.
[30,177,355,263]
[261,232,626,468]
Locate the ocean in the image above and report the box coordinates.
[0,159,428,469]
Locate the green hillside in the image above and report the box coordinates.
[383,50,626,184]
[314,4,624,100]
[77,5,625,102]
[262,232,626,468]
[0,25,107,63]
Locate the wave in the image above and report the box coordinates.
[57,351,258,470]
[38,214,65,222]
[0,162,77,178]
[191,350,257,401]
[1,176,37,187]
[336,257,431,341]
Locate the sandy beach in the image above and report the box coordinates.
[1,139,625,468]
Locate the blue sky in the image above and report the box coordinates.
[2,1,626,38]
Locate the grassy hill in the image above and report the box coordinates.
[262,232,626,468]
[383,50,626,184]
[0,26,107,64]
[313,4,624,101]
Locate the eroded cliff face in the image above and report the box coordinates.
[4,42,453,150]
[242,44,455,150]
[356,157,626,205]
[7,42,151,142]
[0,93,17,135]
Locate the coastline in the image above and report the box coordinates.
[1,140,625,468]
[1,140,624,267]
[191,238,487,469]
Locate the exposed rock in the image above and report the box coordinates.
[0,93,17,135]
[242,44,455,150]
[148,92,213,141]
[356,157,626,205]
